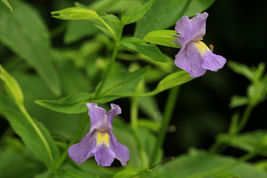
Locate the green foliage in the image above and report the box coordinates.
[121,37,169,63]
[121,0,155,25]
[51,7,99,20]
[218,131,267,156]
[134,0,215,38]
[0,0,61,96]
[1,0,13,12]
[153,150,267,178]
[113,168,151,178]
[0,65,24,106]
[144,30,179,48]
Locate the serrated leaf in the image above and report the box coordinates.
[230,95,248,108]
[121,37,169,63]
[0,0,61,95]
[134,0,215,38]
[121,0,155,25]
[143,30,178,48]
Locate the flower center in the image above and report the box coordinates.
[193,41,210,56]
[96,131,110,147]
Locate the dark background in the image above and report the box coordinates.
[0,0,267,159]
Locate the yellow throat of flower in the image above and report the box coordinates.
[193,41,210,56]
[97,131,110,147]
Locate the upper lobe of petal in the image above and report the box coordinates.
[86,103,106,128]
[175,12,208,46]
[107,103,121,123]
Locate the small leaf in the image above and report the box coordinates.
[0,65,24,106]
[121,0,155,25]
[113,168,151,178]
[228,61,255,82]
[51,7,99,20]
[138,119,160,132]
[121,37,169,63]
[230,95,249,108]
[144,30,178,48]
[218,131,267,156]
[1,0,13,12]
[147,70,193,95]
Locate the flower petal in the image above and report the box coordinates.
[175,43,206,78]
[110,133,129,166]
[68,133,96,165]
[175,12,208,46]
[202,51,226,71]
[86,103,106,128]
[107,103,121,123]
[94,145,116,167]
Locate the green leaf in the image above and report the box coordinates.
[138,119,160,132]
[51,7,99,20]
[134,0,215,38]
[0,138,43,178]
[100,66,150,96]
[230,96,249,108]
[1,0,13,12]
[0,94,59,168]
[153,150,267,178]
[147,70,192,96]
[218,131,267,156]
[64,21,98,44]
[121,0,155,25]
[52,7,121,40]
[113,168,151,178]
[214,172,240,178]
[0,0,61,95]
[144,30,178,48]
[228,61,255,82]
[0,65,24,106]
[121,37,169,63]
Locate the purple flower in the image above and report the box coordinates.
[174,12,226,78]
[68,103,129,167]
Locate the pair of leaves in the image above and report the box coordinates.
[0,0,61,96]
[36,69,192,114]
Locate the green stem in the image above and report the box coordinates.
[94,42,119,98]
[53,115,88,172]
[189,152,256,178]
[150,86,179,167]
[19,105,54,165]
[210,104,254,153]
[131,96,149,168]
[237,104,253,132]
